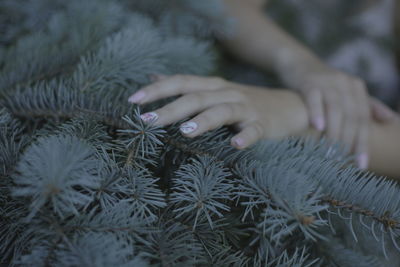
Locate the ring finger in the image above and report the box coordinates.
[178,103,247,138]
[325,89,342,143]
[340,91,357,153]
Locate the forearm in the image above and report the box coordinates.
[220,0,325,87]
[283,90,400,178]
[395,0,400,69]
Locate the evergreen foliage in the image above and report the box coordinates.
[0,0,399,266]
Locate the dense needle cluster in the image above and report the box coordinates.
[0,0,399,266]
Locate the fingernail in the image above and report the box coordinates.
[180,121,197,134]
[233,138,244,148]
[140,112,158,123]
[313,117,325,131]
[128,91,146,103]
[357,153,369,169]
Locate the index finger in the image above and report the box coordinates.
[128,75,225,104]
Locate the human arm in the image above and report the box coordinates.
[218,0,394,168]
[395,0,400,72]
[128,75,400,178]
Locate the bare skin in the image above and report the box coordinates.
[218,0,394,169]
[395,0,400,72]
[128,0,397,173]
[128,75,400,178]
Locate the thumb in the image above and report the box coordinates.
[370,98,395,122]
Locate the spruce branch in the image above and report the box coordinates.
[0,109,28,180]
[17,232,148,267]
[266,246,318,267]
[41,116,114,152]
[117,111,166,168]
[0,199,31,262]
[187,217,250,266]
[322,196,400,231]
[2,0,400,265]
[142,219,205,266]
[315,236,380,267]
[204,247,249,267]
[15,240,55,267]
[129,0,232,38]
[88,149,167,221]
[162,134,400,255]
[235,160,328,244]
[12,135,100,220]
[72,16,166,95]
[2,80,133,129]
[64,202,154,244]
[0,0,124,94]
[162,130,400,247]
[55,232,148,267]
[170,156,235,230]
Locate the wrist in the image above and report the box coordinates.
[274,49,327,88]
[274,90,310,135]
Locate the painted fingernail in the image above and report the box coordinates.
[128,91,146,103]
[233,138,245,148]
[313,117,325,131]
[357,153,369,170]
[140,112,158,123]
[180,121,197,134]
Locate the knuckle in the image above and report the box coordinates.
[159,106,173,115]
[178,95,194,107]
[198,113,213,124]
[220,103,235,117]
[189,92,207,106]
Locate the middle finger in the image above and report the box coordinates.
[325,89,343,142]
[140,89,244,126]
[340,90,357,153]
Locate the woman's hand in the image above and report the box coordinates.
[293,65,394,168]
[128,74,308,149]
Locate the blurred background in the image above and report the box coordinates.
[2,0,399,108]
[222,0,400,109]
